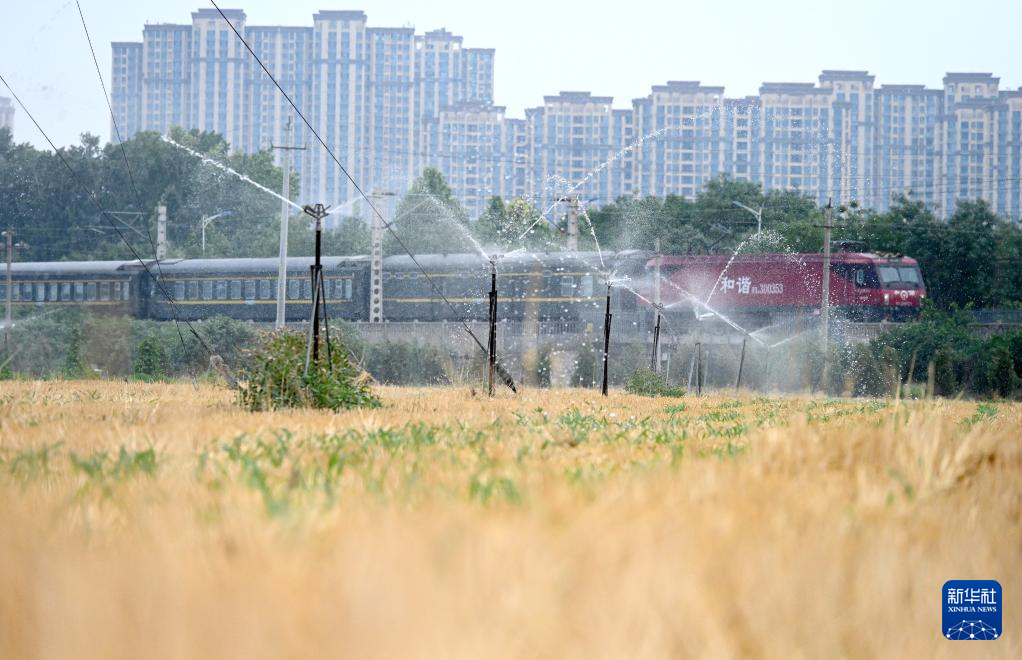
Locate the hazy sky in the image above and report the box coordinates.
[1,0,1019,149]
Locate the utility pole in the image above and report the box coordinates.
[821,197,833,388]
[4,229,13,355]
[568,194,579,251]
[368,190,395,323]
[558,195,579,251]
[272,117,306,330]
[3,229,27,356]
[156,204,168,260]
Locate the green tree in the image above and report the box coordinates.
[386,168,471,255]
[133,335,168,381]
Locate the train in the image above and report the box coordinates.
[3,248,924,330]
[655,251,926,324]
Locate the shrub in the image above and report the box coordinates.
[986,341,1020,398]
[133,335,168,381]
[364,340,449,385]
[625,368,685,397]
[237,331,380,412]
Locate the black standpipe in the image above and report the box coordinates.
[602,284,612,396]
[303,203,328,370]
[650,308,662,372]
[487,262,497,397]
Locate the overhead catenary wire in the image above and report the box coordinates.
[0,72,216,359]
[74,0,194,357]
[209,0,495,360]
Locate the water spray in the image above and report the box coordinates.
[161,135,305,212]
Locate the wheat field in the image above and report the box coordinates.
[0,380,1018,659]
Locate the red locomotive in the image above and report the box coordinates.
[650,249,925,326]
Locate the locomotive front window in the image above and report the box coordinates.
[877,266,899,283]
[878,265,921,288]
[898,267,920,284]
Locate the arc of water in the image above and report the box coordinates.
[655,272,764,345]
[403,191,490,261]
[162,135,304,212]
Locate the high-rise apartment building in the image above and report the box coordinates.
[110,43,142,140]
[632,81,726,200]
[308,11,369,210]
[428,102,506,219]
[0,96,15,133]
[874,84,943,210]
[112,10,1021,225]
[526,91,620,217]
[140,23,191,135]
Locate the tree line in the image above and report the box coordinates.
[3,127,1022,310]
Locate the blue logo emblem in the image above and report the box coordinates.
[943,580,1001,640]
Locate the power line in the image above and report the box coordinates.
[75,0,192,354]
[0,72,214,358]
[209,0,495,361]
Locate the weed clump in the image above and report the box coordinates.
[237,331,380,412]
[625,368,685,398]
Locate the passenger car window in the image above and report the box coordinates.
[560,276,575,297]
